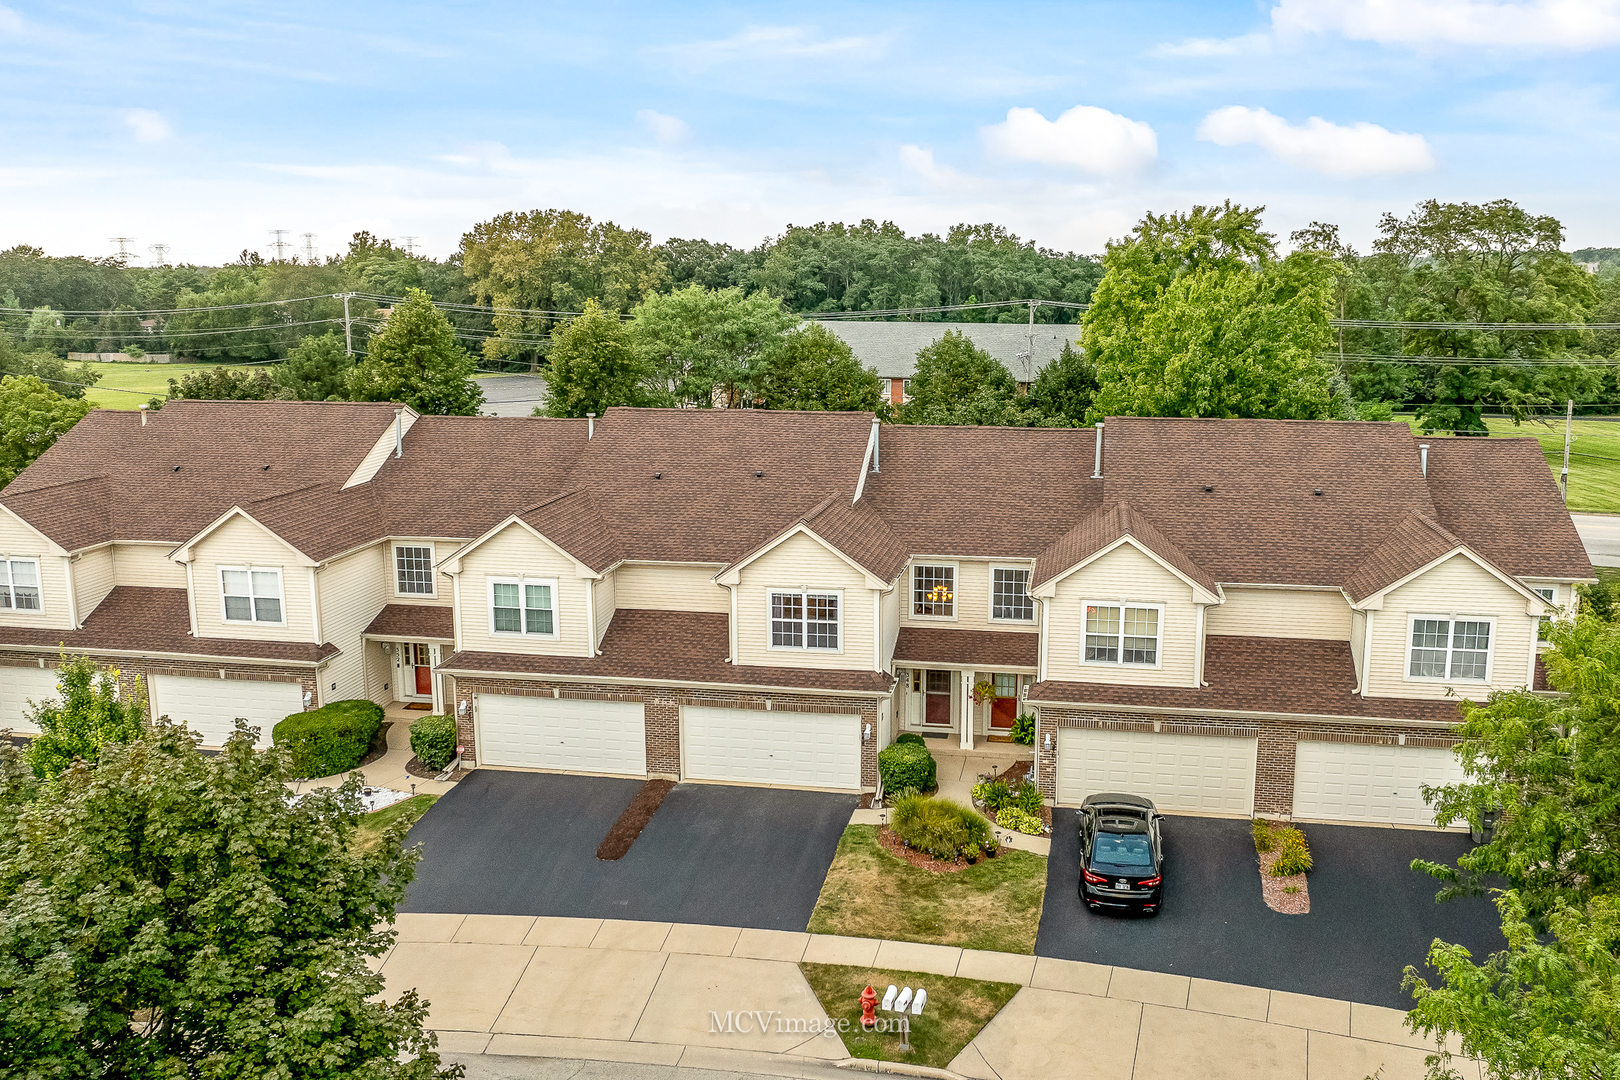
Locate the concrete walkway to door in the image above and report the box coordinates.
[287,703,460,798]
[378,913,1482,1080]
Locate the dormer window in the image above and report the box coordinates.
[770,590,841,650]
[0,558,41,611]
[221,567,283,624]
[1084,602,1161,666]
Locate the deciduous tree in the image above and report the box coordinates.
[274,331,351,401]
[20,653,144,779]
[755,322,883,411]
[543,299,653,417]
[629,285,796,407]
[0,375,91,487]
[348,288,483,416]
[166,365,282,402]
[897,330,1017,423]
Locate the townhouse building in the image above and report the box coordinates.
[0,401,1591,826]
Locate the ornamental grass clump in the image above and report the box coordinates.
[1252,818,1277,853]
[879,740,937,794]
[890,791,997,861]
[996,807,1044,835]
[1271,826,1313,876]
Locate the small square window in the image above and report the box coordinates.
[222,566,282,624]
[992,568,1033,621]
[913,565,955,617]
[396,545,434,594]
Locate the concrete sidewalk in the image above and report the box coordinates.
[379,914,1475,1080]
[290,705,460,798]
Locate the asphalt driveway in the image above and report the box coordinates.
[399,770,857,931]
[1036,811,1504,1009]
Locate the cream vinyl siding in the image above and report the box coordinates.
[593,569,616,649]
[71,547,115,620]
[1205,587,1352,641]
[733,532,874,671]
[1044,544,1199,688]
[456,524,592,657]
[317,543,392,703]
[1364,554,1538,700]
[614,563,728,612]
[112,543,187,588]
[386,540,461,605]
[1350,610,1367,677]
[880,584,900,668]
[898,558,1035,633]
[190,515,315,642]
[0,512,70,630]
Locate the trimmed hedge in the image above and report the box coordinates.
[879,740,937,794]
[890,792,997,861]
[894,732,927,747]
[272,699,384,780]
[409,713,458,772]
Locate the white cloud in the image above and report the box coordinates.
[981,105,1158,177]
[1271,0,1620,50]
[897,144,973,190]
[118,108,172,143]
[0,6,23,34]
[1196,106,1436,177]
[1153,32,1272,57]
[635,109,691,148]
[676,25,888,65]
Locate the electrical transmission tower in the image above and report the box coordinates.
[399,235,418,255]
[108,237,136,262]
[148,243,171,267]
[300,232,317,264]
[269,230,292,262]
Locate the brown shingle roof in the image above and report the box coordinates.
[1031,500,1218,594]
[1342,512,1469,603]
[893,628,1038,669]
[0,586,338,664]
[517,490,620,574]
[1029,635,1465,723]
[800,496,910,583]
[363,604,455,641]
[440,609,893,694]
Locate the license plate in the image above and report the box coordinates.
[1116,880,1128,889]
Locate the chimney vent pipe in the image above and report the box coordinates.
[1091,421,1104,479]
[871,418,880,473]
[394,409,404,458]
[1419,443,1429,477]
[139,403,149,427]
[587,412,596,439]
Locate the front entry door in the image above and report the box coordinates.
[410,643,433,697]
[991,673,1018,729]
[924,670,953,726]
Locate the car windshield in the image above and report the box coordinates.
[1091,832,1153,869]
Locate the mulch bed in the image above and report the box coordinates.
[857,792,876,809]
[1258,849,1311,914]
[356,722,392,769]
[999,759,1032,784]
[596,779,676,860]
[876,825,1007,873]
[404,754,470,782]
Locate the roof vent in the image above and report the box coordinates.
[754,470,764,478]
[171,465,181,472]
[653,472,662,480]
[1202,484,1213,493]
[1313,488,1323,496]
[262,464,271,471]
[1419,443,1430,477]
[1091,421,1104,479]
[139,403,149,426]
[587,412,596,439]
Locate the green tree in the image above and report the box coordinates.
[0,375,91,487]
[166,366,282,402]
[20,654,144,779]
[897,330,1017,423]
[274,331,351,401]
[1084,203,1339,422]
[348,288,483,416]
[543,299,652,417]
[629,284,797,407]
[0,720,455,1079]
[755,322,883,411]
[0,333,100,400]
[1026,342,1098,425]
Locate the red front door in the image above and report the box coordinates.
[924,670,952,725]
[990,673,1018,729]
[412,644,433,697]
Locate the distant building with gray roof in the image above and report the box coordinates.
[814,320,1082,403]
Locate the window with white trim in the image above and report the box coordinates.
[991,567,1034,621]
[0,558,41,612]
[770,590,840,650]
[1535,587,1557,644]
[221,567,283,623]
[394,544,435,595]
[912,564,955,618]
[1408,616,1493,680]
[1084,602,1161,665]
[490,578,556,636]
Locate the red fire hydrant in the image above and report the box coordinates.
[859,985,878,1029]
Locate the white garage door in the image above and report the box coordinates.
[1056,727,1258,815]
[1293,741,1466,827]
[683,705,860,790]
[0,664,61,734]
[149,675,303,748]
[478,694,646,775]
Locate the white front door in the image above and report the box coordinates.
[0,664,62,734]
[149,674,304,748]
[476,693,646,774]
[1056,726,1258,815]
[1293,740,1466,827]
[683,704,861,790]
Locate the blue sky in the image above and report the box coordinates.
[3,1,1619,265]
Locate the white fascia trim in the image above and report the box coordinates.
[170,506,318,567]
[436,668,893,699]
[438,516,600,579]
[1030,534,1220,605]
[1353,547,1550,615]
[0,642,328,668]
[714,522,887,590]
[1021,697,1461,731]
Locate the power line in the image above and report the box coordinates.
[1329,354,1617,366]
[0,294,341,317]
[1336,319,1620,330]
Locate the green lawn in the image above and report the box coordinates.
[353,793,438,856]
[807,825,1047,954]
[800,962,1021,1070]
[1398,415,1620,515]
[78,360,239,410]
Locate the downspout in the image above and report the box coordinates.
[727,583,739,663]
[184,559,199,636]
[61,556,79,630]
[308,566,323,644]
[1359,609,1376,697]
[1193,602,1206,688]
[451,572,464,653]
[585,577,596,656]
[872,589,882,672]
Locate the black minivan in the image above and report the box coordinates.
[1078,793,1165,915]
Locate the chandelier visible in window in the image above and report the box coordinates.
[927,583,953,604]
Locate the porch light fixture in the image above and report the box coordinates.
[926,583,953,604]
[863,723,871,742]
[1044,732,1052,751]
[380,642,392,653]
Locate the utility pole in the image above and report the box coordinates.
[300,232,317,264]
[399,235,418,256]
[341,293,354,357]
[1026,299,1038,386]
[148,243,170,267]
[269,230,291,262]
[1561,398,1574,503]
[108,237,136,262]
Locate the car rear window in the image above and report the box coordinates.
[1091,832,1153,869]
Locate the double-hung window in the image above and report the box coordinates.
[0,558,41,612]
[991,567,1034,621]
[1408,616,1492,680]
[221,567,283,624]
[395,544,435,595]
[1535,587,1557,644]
[1084,602,1161,666]
[770,590,840,650]
[490,578,556,637]
[912,564,955,618]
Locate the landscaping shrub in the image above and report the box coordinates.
[971,778,1012,811]
[1010,712,1036,746]
[1252,818,1276,853]
[1271,826,1313,876]
[879,740,937,794]
[271,699,383,779]
[409,712,458,772]
[996,807,1044,835]
[895,732,926,747]
[1012,779,1044,814]
[890,792,996,861]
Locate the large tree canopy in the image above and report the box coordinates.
[754,322,883,412]
[1083,202,1340,422]
[629,285,797,408]
[348,288,483,416]
[543,299,653,417]
[897,330,1018,424]
[0,374,91,488]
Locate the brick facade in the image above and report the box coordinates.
[453,674,883,789]
[1033,704,1461,818]
[0,650,319,724]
